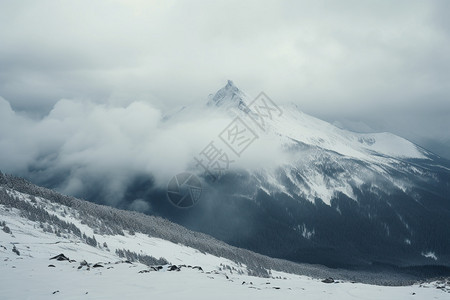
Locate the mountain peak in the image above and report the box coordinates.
[225,79,236,88]
[207,80,250,113]
[208,80,241,105]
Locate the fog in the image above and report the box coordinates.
[0,90,291,209]
[1,0,450,207]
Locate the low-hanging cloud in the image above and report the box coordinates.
[1,0,449,158]
[1,0,450,208]
[0,95,288,208]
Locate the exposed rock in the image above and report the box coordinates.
[322,277,335,284]
[12,245,20,256]
[168,265,180,271]
[193,266,203,272]
[80,260,88,266]
[50,254,69,261]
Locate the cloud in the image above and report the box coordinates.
[0,95,250,204]
[0,85,298,208]
[0,0,449,159]
[128,199,151,213]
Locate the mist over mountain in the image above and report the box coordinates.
[3,171,450,298]
[2,2,450,298]
[1,81,449,270]
[2,1,450,160]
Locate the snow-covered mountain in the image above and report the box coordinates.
[1,80,448,283]
[1,173,449,299]
[209,80,428,162]
[205,80,432,204]
[149,81,450,269]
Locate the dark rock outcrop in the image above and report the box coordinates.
[50,254,70,261]
[322,277,335,284]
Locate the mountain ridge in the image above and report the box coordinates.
[2,175,450,298]
[2,81,449,272]
[147,81,450,269]
[4,170,444,284]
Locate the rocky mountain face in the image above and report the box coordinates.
[147,81,450,269]
[4,81,449,271]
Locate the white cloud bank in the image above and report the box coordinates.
[0,93,288,205]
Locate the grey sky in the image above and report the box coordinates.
[0,0,449,158]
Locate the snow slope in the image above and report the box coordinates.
[1,185,449,299]
[270,104,427,161]
[207,81,427,162]
[152,81,450,269]
[199,81,435,206]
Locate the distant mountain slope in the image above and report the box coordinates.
[0,173,445,285]
[208,80,428,161]
[0,172,292,277]
[147,81,450,269]
[0,173,450,299]
[2,81,449,272]
[2,172,450,299]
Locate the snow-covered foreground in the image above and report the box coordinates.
[1,203,449,300]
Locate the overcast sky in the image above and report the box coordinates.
[1,0,449,158]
